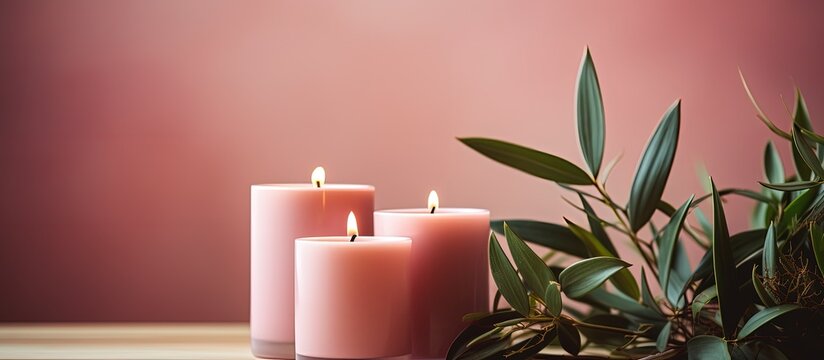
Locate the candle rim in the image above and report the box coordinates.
[374,208,489,216]
[296,236,411,244]
[251,183,374,191]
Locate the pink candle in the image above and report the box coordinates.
[295,214,411,359]
[374,192,490,359]
[251,167,374,359]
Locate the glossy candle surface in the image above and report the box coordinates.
[250,184,374,359]
[374,209,489,359]
[295,236,411,359]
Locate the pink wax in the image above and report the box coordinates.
[250,184,374,359]
[295,236,412,359]
[374,208,490,359]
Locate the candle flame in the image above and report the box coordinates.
[347,211,359,237]
[311,166,326,188]
[428,190,439,213]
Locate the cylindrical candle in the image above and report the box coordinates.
[374,207,490,359]
[250,183,374,359]
[295,236,412,360]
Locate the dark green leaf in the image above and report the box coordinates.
[456,336,511,360]
[558,319,581,356]
[752,266,777,307]
[791,90,814,181]
[565,219,640,299]
[627,100,681,231]
[760,180,823,192]
[656,321,672,352]
[695,208,712,237]
[640,267,659,311]
[559,256,631,298]
[545,281,562,317]
[576,47,605,178]
[459,138,593,185]
[694,229,768,281]
[504,223,554,300]
[465,327,502,348]
[658,195,694,305]
[580,287,665,322]
[731,342,789,360]
[447,311,519,360]
[711,178,742,339]
[793,123,824,179]
[491,220,589,258]
[764,141,786,186]
[688,335,730,360]
[778,186,820,232]
[810,224,824,276]
[499,327,556,360]
[737,304,802,339]
[762,223,777,278]
[580,194,617,255]
[489,232,530,316]
[577,314,632,348]
[692,285,718,321]
[801,127,824,144]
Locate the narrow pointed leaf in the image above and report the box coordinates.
[688,335,730,360]
[566,219,640,299]
[656,321,672,352]
[491,220,588,258]
[711,178,741,339]
[558,320,581,356]
[559,256,631,298]
[760,180,823,192]
[576,47,605,178]
[737,304,802,339]
[752,266,778,307]
[791,89,814,180]
[489,232,530,316]
[810,224,824,276]
[499,328,556,360]
[793,123,824,179]
[504,223,554,300]
[764,141,785,185]
[545,281,562,317]
[459,138,593,185]
[778,186,820,232]
[694,229,768,280]
[762,223,777,278]
[581,287,665,321]
[640,268,659,311]
[695,207,712,237]
[628,100,681,231]
[692,285,717,321]
[739,69,791,139]
[658,195,694,304]
[801,127,824,144]
[579,194,617,255]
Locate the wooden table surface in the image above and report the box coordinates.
[0,323,257,359]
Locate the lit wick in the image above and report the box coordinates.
[347,211,358,242]
[311,166,325,189]
[428,190,439,214]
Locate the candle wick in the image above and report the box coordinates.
[315,181,321,188]
[430,206,436,214]
[350,234,357,242]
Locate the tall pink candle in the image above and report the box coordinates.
[374,192,489,359]
[295,235,412,360]
[250,168,374,359]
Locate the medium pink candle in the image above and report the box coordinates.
[251,167,374,359]
[374,191,490,359]
[295,213,411,360]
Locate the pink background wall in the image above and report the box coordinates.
[2,1,823,321]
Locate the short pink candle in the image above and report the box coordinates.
[295,235,412,360]
[374,193,489,359]
[251,168,374,359]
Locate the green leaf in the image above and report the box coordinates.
[692,285,718,321]
[737,304,802,339]
[576,47,605,178]
[545,281,562,317]
[580,194,617,255]
[658,195,694,305]
[499,327,556,360]
[693,229,768,281]
[695,207,712,237]
[628,100,681,231]
[752,266,777,307]
[731,342,789,360]
[576,314,633,348]
[447,311,520,360]
[688,335,730,360]
[739,69,791,140]
[762,223,777,278]
[778,186,820,232]
[459,138,593,185]
[565,219,640,299]
[711,178,742,339]
[760,180,823,192]
[802,127,824,144]
[491,220,588,258]
[581,287,665,322]
[793,123,824,179]
[558,319,581,356]
[640,267,658,311]
[764,141,786,185]
[791,90,814,181]
[559,256,631,298]
[656,321,672,352]
[504,223,555,301]
[488,232,530,316]
[810,224,824,276]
